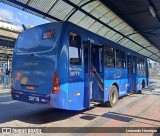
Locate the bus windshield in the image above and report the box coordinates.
[16,24,56,53]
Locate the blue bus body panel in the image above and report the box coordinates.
[12,61,54,95]
[68,64,84,110]
[50,83,68,109]
[104,68,128,101]
[116,69,128,96]
[67,82,84,110]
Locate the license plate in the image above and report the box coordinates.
[26,85,35,90]
[29,96,39,102]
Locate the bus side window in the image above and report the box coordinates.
[127,55,132,73]
[133,57,136,73]
[136,57,140,70]
[116,49,126,69]
[140,58,144,70]
[104,45,115,68]
[69,32,81,65]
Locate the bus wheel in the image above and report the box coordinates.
[105,85,118,107]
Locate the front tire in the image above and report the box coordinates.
[105,85,118,107]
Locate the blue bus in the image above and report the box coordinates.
[11,21,149,110]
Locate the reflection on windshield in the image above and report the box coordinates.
[16,24,57,53]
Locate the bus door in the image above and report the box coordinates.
[146,60,149,86]
[132,56,137,91]
[127,55,137,92]
[91,45,104,101]
[83,42,104,108]
[83,41,91,108]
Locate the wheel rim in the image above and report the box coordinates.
[111,90,117,104]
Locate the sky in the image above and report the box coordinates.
[0,3,49,29]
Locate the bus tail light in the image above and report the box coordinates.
[52,72,60,94]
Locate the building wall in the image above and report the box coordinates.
[0,17,17,31]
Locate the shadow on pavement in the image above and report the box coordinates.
[102,112,160,124]
[0,103,95,124]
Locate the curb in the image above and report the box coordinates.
[0,91,11,97]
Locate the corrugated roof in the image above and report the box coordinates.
[1,0,160,61]
[102,0,160,61]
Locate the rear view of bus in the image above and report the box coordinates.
[11,23,64,107]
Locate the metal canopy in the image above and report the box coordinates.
[102,0,160,50]
[1,0,160,62]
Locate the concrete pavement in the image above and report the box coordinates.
[0,88,10,97]
[0,79,159,136]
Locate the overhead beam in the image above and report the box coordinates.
[66,0,96,20]
[47,0,59,15]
